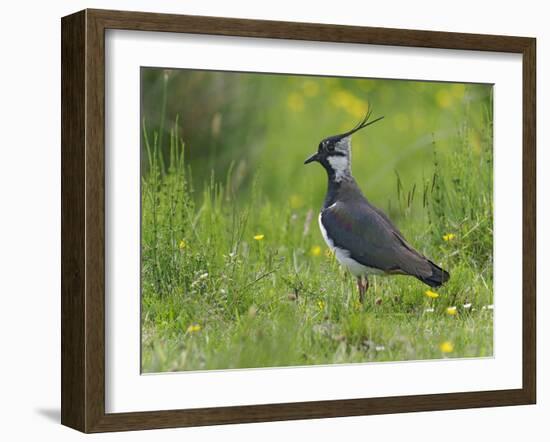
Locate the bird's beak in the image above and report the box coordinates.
[304,152,319,165]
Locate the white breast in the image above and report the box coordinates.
[318,212,385,277]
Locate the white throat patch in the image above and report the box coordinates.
[327,155,350,182]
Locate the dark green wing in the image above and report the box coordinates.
[320,201,433,277]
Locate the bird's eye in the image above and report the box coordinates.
[327,143,335,152]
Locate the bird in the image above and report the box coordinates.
[304,110,450,304]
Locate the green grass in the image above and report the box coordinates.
[140,110,494,372]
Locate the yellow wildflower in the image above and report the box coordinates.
[331,90,356,109]
[289,194,303,209]
[287,93,304,112]
[348,102,365,119]
[436,89,453,108]
[302,80,319,97]
[425,290,439,299]
[317,300,325,310]
[179,239,187,250]
[253,234,264,241]
[187,324,201,333]
[443,233,456,241]
[310,245,322,257]
[440,341,454,353]
[446,306,458,315]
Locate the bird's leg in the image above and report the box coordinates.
[357,276,369,304]
[357,277,364,304]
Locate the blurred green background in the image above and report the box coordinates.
[141,68,492,225]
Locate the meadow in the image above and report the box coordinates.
[141,69,494,372]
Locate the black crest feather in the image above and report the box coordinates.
[338,107,384,139]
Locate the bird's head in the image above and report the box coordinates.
[304,110,384,181]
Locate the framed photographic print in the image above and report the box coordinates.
[61,9,536,433]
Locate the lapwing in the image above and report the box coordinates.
[304,111,450,303]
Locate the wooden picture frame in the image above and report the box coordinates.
[61,8,536,433]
